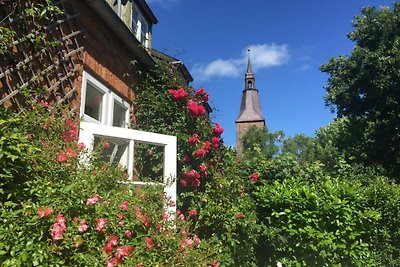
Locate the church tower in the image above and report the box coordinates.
[235,50,266,157]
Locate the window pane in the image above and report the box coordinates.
[113,101,127,127]
[141,20,148,35]
[132,8,139,33]
[94,136,129,168]
[85,83,104,122]
[133,142,164,183]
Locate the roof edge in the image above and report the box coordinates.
[84,0,155,69]
[136,0,158,24]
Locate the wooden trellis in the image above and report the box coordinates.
[0,0,84,112]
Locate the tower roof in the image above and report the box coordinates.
[245,53,254,80]
[236,51,265,123]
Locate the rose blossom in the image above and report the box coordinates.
[107,234,119,246]
[96,218,107,232]
[107,258,121,267]
[250,173,259,181]
[188,134,200,144]
[236,213,244,219]
[194,148,206,158]
[78,219,88,233]
[103,243,114,255]
[119,200,129,211]
[187,100,206,116]
[202,141,212,151]
[57,153,67,162]
[51,214,66,241]
[193,234,201,243]
[180,179,188,187]
[39,100,49,108]
[180,238,193,249]
[86,193,99,205]
[125,230,132,238]
[195,88,209,102]
[189,209,198,217]
[184,170,201,181]
[183,155,191,162]
[115,245,134,260]
[37,207,53,218]
[213,123,224,136]
[169,88,188,101]
[65,147,77,158]
[199,165,208,173]
[191,179,201,188]
[145,236,154,249]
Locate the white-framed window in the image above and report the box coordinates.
[80,71,130,128]
[79,122,177,214]
[131,3,149,47]
[79,72,176,213]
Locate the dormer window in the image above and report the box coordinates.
[105,0,157,49]
[132,3,149,47]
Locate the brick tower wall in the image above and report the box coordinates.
[236,121,265,158]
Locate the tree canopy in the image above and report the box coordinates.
[320,3,400,177]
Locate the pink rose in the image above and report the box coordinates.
[78,219,88,233]
[57,153,67,162]
[250,173,259,181]
[37,207,53,218]
[145,237,154,249]
[125,230,132,238]
[115,245,134,260]
[96,218,107,232]
[107,234,119,246]
[188,134,200,144]
[189,209,198,217]
[213,123,224,136]
[86,193,99,205]
[65,147,77,158]
[236,213,244,219]
[119,200,129,211]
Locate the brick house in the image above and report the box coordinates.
[0,0,181,208]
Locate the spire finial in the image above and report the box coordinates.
[246,49,253,74]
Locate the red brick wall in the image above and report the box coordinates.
[236,121,266,158]
[70,0,145,120]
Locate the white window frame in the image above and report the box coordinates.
[131,3,149,47]
[79,122,177,214]
[80,71,130,128]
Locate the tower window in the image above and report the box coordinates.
[247,81,253,88]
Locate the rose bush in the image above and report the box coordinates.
[0,105,220,266]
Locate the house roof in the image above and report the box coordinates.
[85,0,155,69]
[150,49,193,83]
[136,0,158,25]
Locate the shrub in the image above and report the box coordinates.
[0,105,218,266]
[254,176,381,266]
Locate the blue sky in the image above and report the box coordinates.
[146,0,396,146]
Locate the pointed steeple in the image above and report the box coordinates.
[236,50,265,123]
[245,49,255,85]
[235,49,266,157]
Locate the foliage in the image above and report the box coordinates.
[1,0,62,54]
[0,105,218,266]
[134,64,259,266]
[281,134,316,163]
[255,176,382,266]
[241,125,284,160]
[191,151,260,267]
[320,3,400,177]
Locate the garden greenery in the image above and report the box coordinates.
[2,1,400,266]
